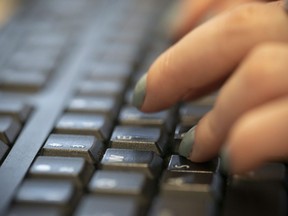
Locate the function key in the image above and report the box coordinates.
[42,134,104,164]
[54,113,112,141]
[101,148,163,179]
[110,125,168,156]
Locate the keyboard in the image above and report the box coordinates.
[0,0,287,215]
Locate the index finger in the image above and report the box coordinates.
[132,2,288,112]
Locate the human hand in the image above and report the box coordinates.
[169,0,277,40]
[132,1,288,174]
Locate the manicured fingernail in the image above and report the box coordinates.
[219,147,231,175]
[179,126,196,158]
[132,74,147,109]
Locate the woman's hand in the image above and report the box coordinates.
[170,0,277,40]
[132,1,288,174]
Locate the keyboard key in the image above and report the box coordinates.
[232,163,287,183]
[0,140,9,163]
[85,62,132,81]
[223,177,287,216]
[0,71,48,92]
[15,179,78,209]
[42,134,104,164]
[88,170,149,199]
[77,80,125,98]
[0,116,21,145]
[0,101,32,123]
[161,171,215,199]
[54,113,112,141]
[29,156,94,186]
[8,49,57,71]
[101,148,163,179]
[110,126,168,156]
[179,104,211,125]
[118,106,173,131]
[75,195,139,216]
[149,196,215,216]
[8,205,63,216]
[67,96,119,117]
[167,155,219,174]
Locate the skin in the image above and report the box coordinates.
[138,0,288,174]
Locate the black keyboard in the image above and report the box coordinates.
[0,0,287,215]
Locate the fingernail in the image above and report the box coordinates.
[132,73,147,109]
[179,126,196,158]
[219,147,231,175]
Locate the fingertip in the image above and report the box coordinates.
[131,73,147,110]
[178,126,196,158]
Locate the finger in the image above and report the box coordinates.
[169,0,277,40]
[181,43,288,162]
[132,2,288,112]
[223,96,288,174]
[169,0,215,40]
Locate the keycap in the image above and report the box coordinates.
[88,170,149,199]
[0,140,9,163]
[167,155,219,174]
[15,179,78,210]
[54,113,112,141]
[149,196,215,216]
[232,163,287,183]
[77,80,125,98]
[8,49,57,71]
[0,116,21,145]
[223,178,287,216]
[110,125,168,156]
[8,205,63,216]
[0,101,32,123]
[29,156,94,186]
[75,195,139,216]
[179,104,212,125]
[118,106,173,131]
[67,96,119,117]
[101,148,163,179]
[160,171,215,200]
[95,43,139,64]
[84,62,132,81]
[42,134,104,164]
[0,70,48,92]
